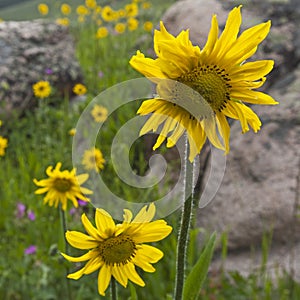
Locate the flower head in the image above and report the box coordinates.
[56,18,70,26]
[61,203,172,296]
[115,23,126,34]
[38,3,48,15]
[69,128,76,136]
[33,162,92,211]
[143,21,153,32]
[130,6,278,162]
[61,4,71,15]
[125,3,138,17]
[73,83,87,96]
[127,18,139,31]
[91,104,108,123]
[24,245,37,255]
[0,136,8,156]
[82,147,105,172]
[77,5,89,16]
[16,202,26,218]
[32,81,51,99]
[96,27,108,39]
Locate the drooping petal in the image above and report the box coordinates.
[81,213,103,241]
[98,264,112,296]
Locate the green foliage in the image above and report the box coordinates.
[183,232,216,300]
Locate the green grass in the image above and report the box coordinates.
[1,0,300,299]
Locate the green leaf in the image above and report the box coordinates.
[183,232,217,300]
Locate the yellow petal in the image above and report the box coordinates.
[201,15,219,59]
[112,265,128,287]
[65,231,99,249]
[61,249,97,262]
[132,203,156,223]
[98,264,112,296]
[231,90,278,105]
[81,213,103,241]
[123,263,145,287]
[216,111,230,154]
[95,208,115,238]
[136,244,164,263]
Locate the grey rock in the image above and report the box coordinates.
[0,20,83,118]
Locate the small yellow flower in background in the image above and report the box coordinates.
[32,81,51,99]
[142,2,151,9]
[56,18,69,26]
[127,18,139,31]
[115,22,126,34]
[91,104,108,123]
[96,19,102,26]
[82,147,105,172]
[38,3,49,15]
[0,136,8,157]
[73,83,87,96]
[78,15,86,23]
[96,26,108,39]
[0,18,4,23]
[130,6,278,162]
[143,21,153,32]
[69,128,76,136]
[95,6,102,14]
[125,3,138,17]
[0,120,2,127]
[61,4,71,15]
[101,6,115,22]
[77,5,89,16]
[118,9,126,18]
[33,162,92,211]
[85,0,97,9]
[61,203,172,296]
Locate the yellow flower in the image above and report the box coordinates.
[130,6,278,162]
[95,6,102,14]
[32,81,51,99]
[69,128,76,136]
[91,104,108,122]
[34,162,92,211]
[101,6,115,22]
[78,15,85,23]
[73,83,87,96]
[77,5,89,15]
[0,136,8,157]
[85,0,97,9]
[0,120,2,127]
[143,21,153,32]
[82,147,105,172]
[38,3,48,15]
[115,22,126,34]
[96,26,108,39]
[56,18,69,26]
[61,203,172,296]
[142,2,151,9]
[118,9,126,18]
[125,3,138,17]
[127,18,139,31]
[61,4,71,15]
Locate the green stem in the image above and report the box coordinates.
[174,136,194,300]
[110,277,117,300]
[60,207,72,300]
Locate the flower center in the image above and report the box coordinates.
[54,178,72,192]
[99,235,136,266]
[179,65,231,112]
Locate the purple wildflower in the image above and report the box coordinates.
[77,199,88,206]
[24,245,37,255]
[16,202,26,218]
[45,68,53,75]
[98,71,104,78]
[27,210,35,221]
